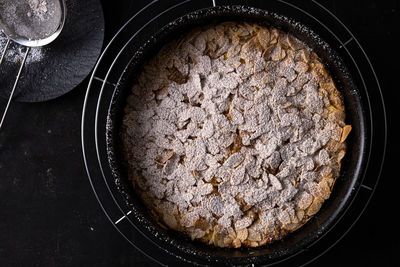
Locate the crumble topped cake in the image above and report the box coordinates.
[121,21,351,248]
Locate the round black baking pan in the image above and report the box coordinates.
[103,6,367,266]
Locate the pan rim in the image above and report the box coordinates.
[105,5,367,264]
[81,1,386,265]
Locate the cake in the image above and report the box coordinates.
[121,21,351,248]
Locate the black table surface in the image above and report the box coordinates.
[0,0,398,266]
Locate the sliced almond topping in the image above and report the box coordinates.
[296,209,305,221]
[194,218,210,231]
[296,49,310,63]
[337,149,346,168]
[287,34,302,50]
[232,238,241,248]
[234,211,255,230]
[223,236,233,247]
[228,227,236,240]
[236,228,248,242]
[283,223,298,231]
[190,229,206,239]
[249,241,259,247]
[298,192,313,210]
[340,125,352,143]
[257,28,270,49]
[306,197,323,216]
[269,174,282,191]
[247,229,262,242]
[123,21,348,249]
[224,152,244,168]
[157,150,174,164]
[163,213,178,230]
[317,179,331,200]
[330,95,345,111]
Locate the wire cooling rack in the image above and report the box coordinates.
[81,0,386,265]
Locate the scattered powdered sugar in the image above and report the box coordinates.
[122,21,349,247]
[0,31,44,64]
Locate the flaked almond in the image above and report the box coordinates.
[249,241,259,247]
[257,28,270,49]
[340,125,352,143]
[296,209,305,221]
[236,228,248,242]
[316,179,331,200]
[223,236,233,247]
[190,229,206,239]
[287,34,302,50]
[247,229,262,242]
[232,238,241,248]
[228,227,237,240]
[224,152,244,168]
[163,213,178,230]
[298,192,313,210]
[306,197,323,216]
[296,49,310,63]
[157,150,174,164]
[337,149,346,168]
[283,223,299,231]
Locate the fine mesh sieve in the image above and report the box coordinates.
[0,0,66,129]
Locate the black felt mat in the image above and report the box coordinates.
[0,0,104,102]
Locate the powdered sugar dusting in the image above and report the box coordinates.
[0,31,45,64]
[121,21,349,248]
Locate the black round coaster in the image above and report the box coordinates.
[0,0,104,102]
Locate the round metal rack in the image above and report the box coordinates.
[81,0,386,265]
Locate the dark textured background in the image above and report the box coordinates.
[0,0,397,266]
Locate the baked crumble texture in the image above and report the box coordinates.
[121,22,351,248]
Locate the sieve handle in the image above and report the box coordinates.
[0,42,30,130]
[0,38,10,65]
